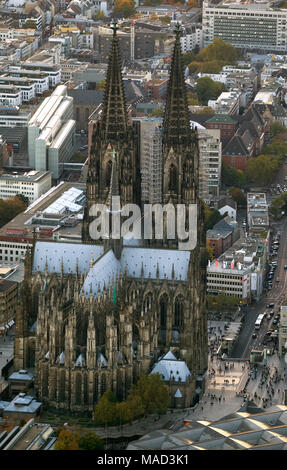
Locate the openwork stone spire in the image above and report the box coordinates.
[163,23,191,148]
[101,20,128,141]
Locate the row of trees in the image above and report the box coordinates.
[55,430,104,450]
[207,293,240,312]
[94,373,169,426]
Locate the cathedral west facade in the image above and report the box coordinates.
[14,24,208,413]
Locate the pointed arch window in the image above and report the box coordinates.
[174,295,184,329]
[143,292,153,313]
[159,294,168,328]
[106,160,113,186]
[168,164,177,192]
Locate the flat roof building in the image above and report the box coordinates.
[28,85,75,179]
[0,170,52,204]
[247,192,269,232]
[203,1,287,53]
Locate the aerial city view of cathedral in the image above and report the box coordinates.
[13,23,208,414]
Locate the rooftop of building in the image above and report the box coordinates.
[0,170,51,182]
[206,114,237,124]
[0,181,86,242]
[127,404,287,450]
[3,393,41,415]
[0,278,17,292]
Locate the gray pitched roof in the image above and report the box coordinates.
[223,134,249,156]
[32,241,104,274]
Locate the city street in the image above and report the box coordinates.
[231,206,287,359]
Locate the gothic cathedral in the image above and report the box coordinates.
[14,24,208,413]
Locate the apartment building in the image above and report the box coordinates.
[197,128,222,200]
[203,1,287,52]
[0,170,52,204]
[0,86,22,106]
[19,61,61,88]
[0,77,36,103]
[180,24,203,53]
[28,85,75,179]
[7,67,50,94]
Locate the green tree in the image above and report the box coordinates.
[22,20,37,29]
[195,77,226,105]
[54,430,79,450]
[182,51,196,66]
[229,187,246,207]
[270,192,287,219]
[194,106,214,115]
[128,373,169,415]
[221,163,247,188]
[151,108,164,117]
[78,432,104,450]
[115,400,135,425]
[113,0,136,18]
[270,121,286,138]
[15,194,29,206]
[93,390,117,426]
[160,15,170,23]
[198,38,238,64]
[126,394,145,420]
[71,151,87,163]
[246,154,280,185]
[187,91,200,106]
[96,9,106,19]
[97,80,106,90]
[204,203,223,230]
[198,60,223,74]
[0,196,27,228]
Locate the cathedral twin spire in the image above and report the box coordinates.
[163,23,192,149]
[100,20,128,142]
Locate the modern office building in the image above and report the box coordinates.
[207,258,251,301]
[207,234,267,302]
[0,170,52,204]
[0,106,31,128]
[28,85,75,179]
[203,1,287,52]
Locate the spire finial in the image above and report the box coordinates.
[174,22,181,36]
[111,19,118,36]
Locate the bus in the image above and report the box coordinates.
[255,313,265,329]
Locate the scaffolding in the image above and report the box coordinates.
[141,126,162,204]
